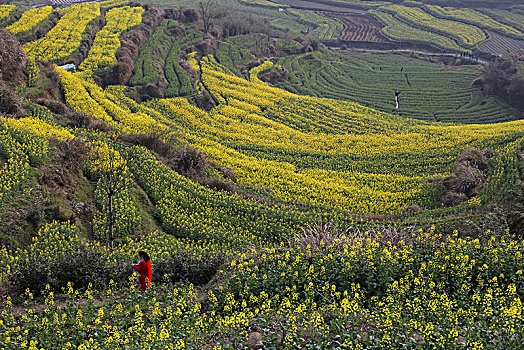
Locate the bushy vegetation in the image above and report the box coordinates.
[5,222,225,294]
[0,29,26,86]
[473,58,524,112]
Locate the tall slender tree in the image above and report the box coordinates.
[90,142,138,248]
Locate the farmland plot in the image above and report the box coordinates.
[320,11,390,42]
[482,8,524,32]
[478,30,524,55]
[424,5,524,38]
[129,20,202,97]
[276,50,517,124]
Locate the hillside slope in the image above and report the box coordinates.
[0,0,523,244]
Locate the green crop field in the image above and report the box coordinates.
[370,9,468,52]
[481,8,524,31]
[1,1,524,349]
[129,19,202,97]
[275,49,517,123]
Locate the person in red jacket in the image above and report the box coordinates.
[132,251,152,292]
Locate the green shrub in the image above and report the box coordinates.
[169,145,207,180]
[10,244,129,294]
[8,222,129,295]
[152,252,225,285]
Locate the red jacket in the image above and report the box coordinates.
[132,260,152,291]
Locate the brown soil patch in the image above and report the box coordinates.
[0,153,7,167]
[478,31,524,55]
[319,11,390,42]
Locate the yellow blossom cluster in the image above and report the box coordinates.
[2,121,49,165]
[24,58,40,87]
[0,4,15,22]
[2,117,74,142]
[6,6,53,36]
[23,2,101,62]
[79,6,144,72]
[1,224,523,348]
[0,127,29,207]
[379,5,487,47]
[424,5,524,38]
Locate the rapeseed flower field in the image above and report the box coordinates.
[1,2,524,348]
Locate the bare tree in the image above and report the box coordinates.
[199,0,214,35]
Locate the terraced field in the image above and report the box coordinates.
[285,8,343,40]
[129,19,202,97]
[2,0,517,218]
[378,5,488,48]
[424,5,524,38]
[22,2,101,63]
[79,5,144,72]
[3,2,524,349]
[320,11,390,42]
[276,50,517,123]
[51,53,522,218]
[134,0,524,54]
[478,30,524,55]
[482,8,524,31]
[370,10,468,52]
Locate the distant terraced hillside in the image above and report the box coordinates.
[134,0,524,55]
[275,49,519,123]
